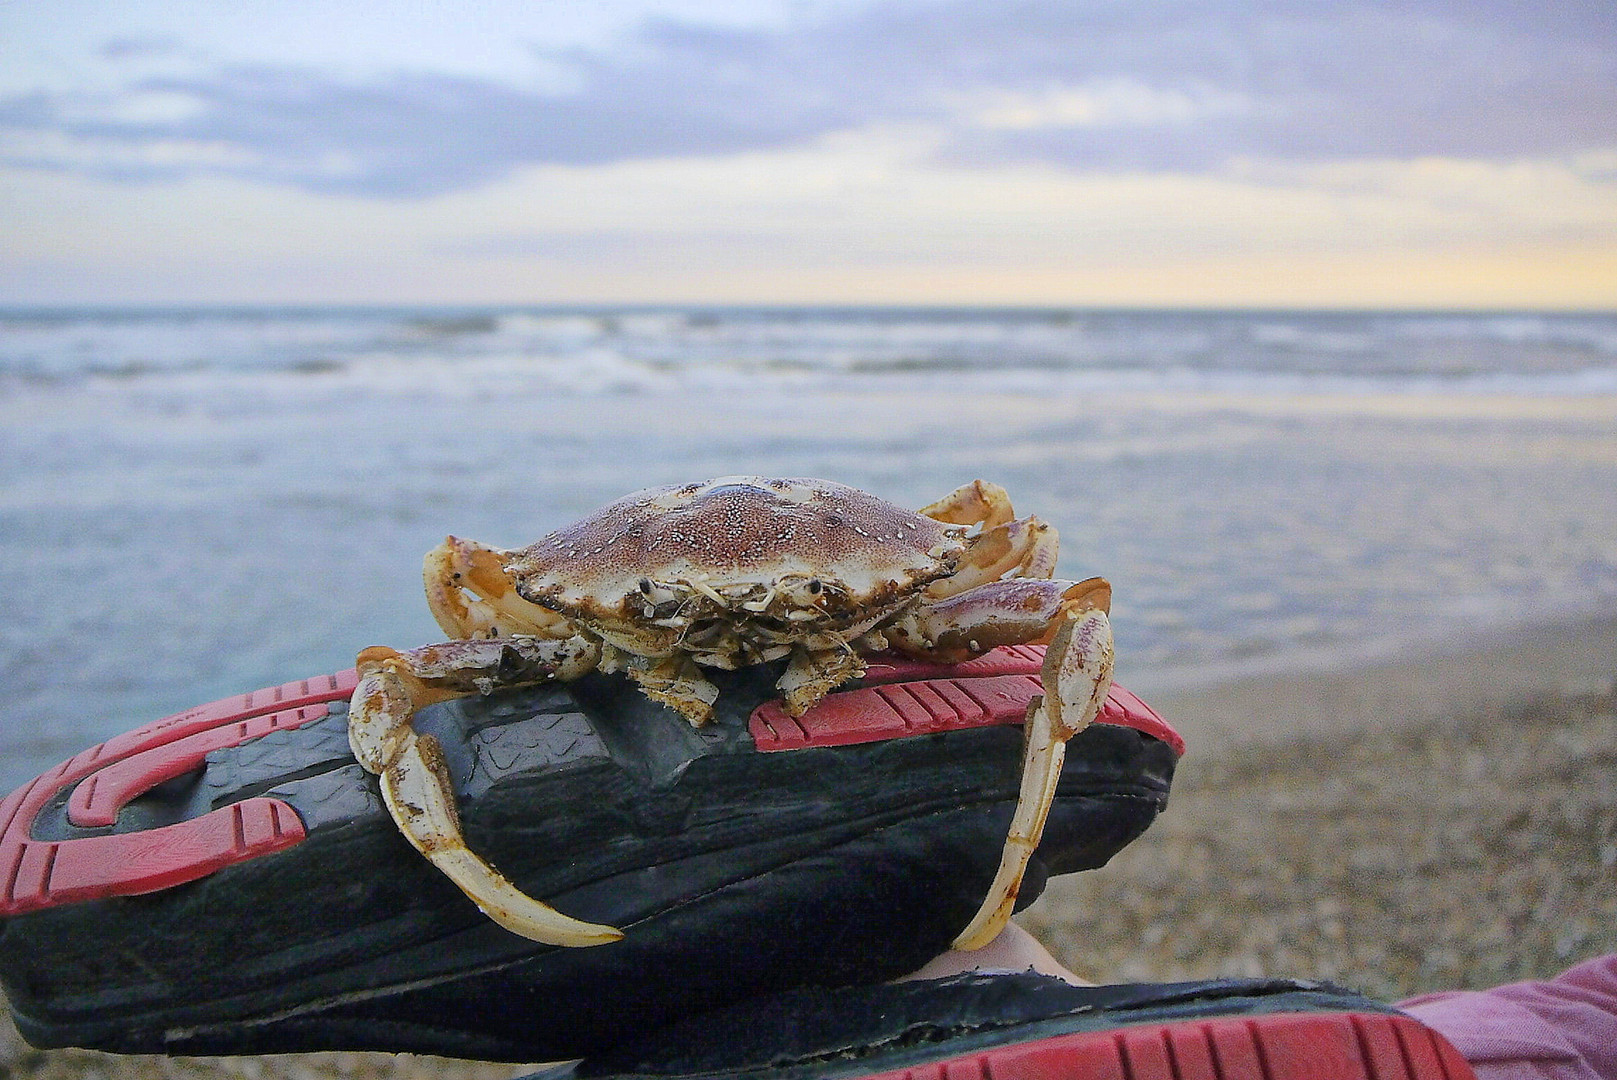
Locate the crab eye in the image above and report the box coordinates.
[638,577,654,595]
[807,579,823,594]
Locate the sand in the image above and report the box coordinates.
[1023,639,1617,1003]
[1132,613,1617,750]
[3,615,1614,1078]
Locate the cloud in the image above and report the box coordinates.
[3,0,1614,197]
[98,36,188,62]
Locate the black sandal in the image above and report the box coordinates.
[0,646,1178,1063]
[527,971,1476,1080]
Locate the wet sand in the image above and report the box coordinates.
[1131,613,1617,752]
[4,615,1614,1078]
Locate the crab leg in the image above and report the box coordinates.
[952,604,1115,950]
[778,646,868,717]
[349,636,623,946]
[890,576,1111,665]
[889,575,1115,949]
[618,653,722,726]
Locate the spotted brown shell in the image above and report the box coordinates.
[506,476,965,617]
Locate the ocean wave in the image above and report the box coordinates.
[1393,313,1617,354]
[4,306,1617,397]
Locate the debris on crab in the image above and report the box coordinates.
[348,476,1115,952]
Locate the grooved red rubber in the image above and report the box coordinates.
[855,1012,1477,1080]
[67,704,333,827]
[751,646,1183,755]
[5,801,304,914]
[859,644,1054,683]
[0,670,357,916]
[751,674,1042,749]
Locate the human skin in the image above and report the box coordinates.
[898,923,1092,985]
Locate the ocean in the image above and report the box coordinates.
[2,306,1615,790]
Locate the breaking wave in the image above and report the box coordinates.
[2,306,1616,397]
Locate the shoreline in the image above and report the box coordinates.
[1127,610,1617,754]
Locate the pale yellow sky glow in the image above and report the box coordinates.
[2,1,1614,308]
[6,132,1613,308]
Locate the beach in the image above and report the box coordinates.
[1024,611,1617,1003]
[1,306,1614,1073]
[4,612,1613,1080]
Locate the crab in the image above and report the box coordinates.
[348,476,1115,953]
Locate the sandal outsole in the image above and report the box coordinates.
[0,647,1178,1062]
[530,974,1476,1080]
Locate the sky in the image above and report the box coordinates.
[2,0,1615,308]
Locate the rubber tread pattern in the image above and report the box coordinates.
[4,800,304,915]
[67,704,332,827]
[858,645,1051,683]
[751,674,1042,749]
[752,646,1183,755]
[855,1012,1477,1080]
[549,976,1472,1080]
[0,671,356,915]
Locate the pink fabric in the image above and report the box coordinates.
[1399,955,1617,1080]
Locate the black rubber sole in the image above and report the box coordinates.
[0,649,1177,1062]
[529,973,1477,1080]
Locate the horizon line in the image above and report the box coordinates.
[4,301,1615,318]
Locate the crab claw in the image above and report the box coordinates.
[951,604,1115,950]
[382,731,624,946]
[349,640,622,947]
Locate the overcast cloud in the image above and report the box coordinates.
[2,0,1612,198]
